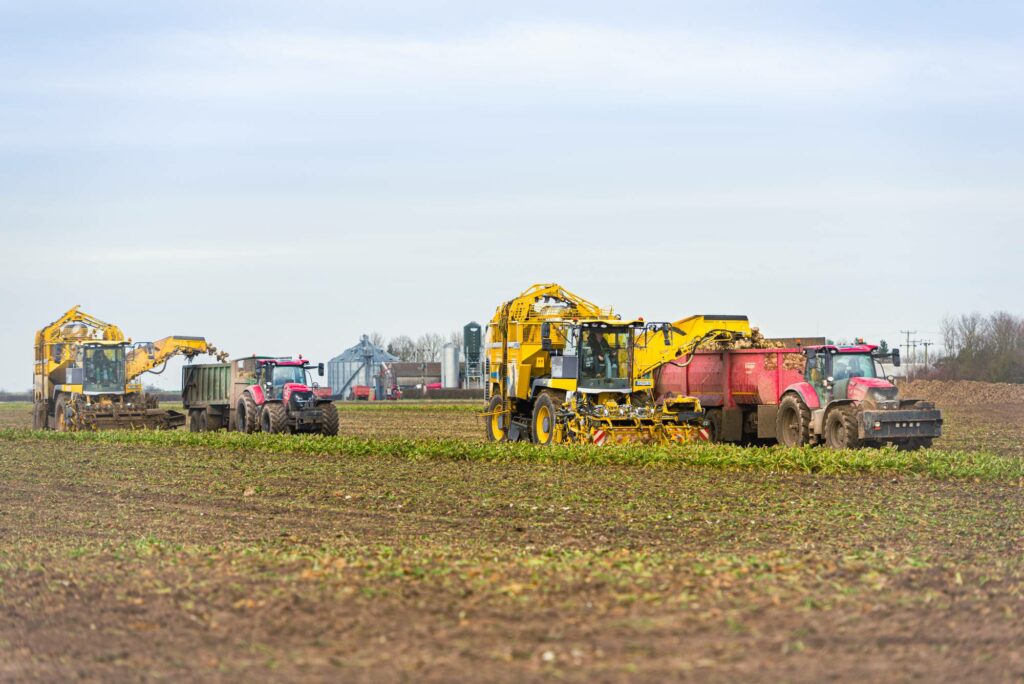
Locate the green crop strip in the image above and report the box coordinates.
[1,428,1021,481]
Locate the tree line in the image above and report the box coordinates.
[364,331,464,363]
[937,312,1024,383]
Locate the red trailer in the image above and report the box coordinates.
[657,348,806,443]
[656,345,942,450]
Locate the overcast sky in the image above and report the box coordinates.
[2,1,1022,390]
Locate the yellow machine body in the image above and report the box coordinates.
[484,284,751,445]
[33,306,225,431]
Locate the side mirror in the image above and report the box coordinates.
[541,322,554,352]
[891,349,901,367]
[318,363,325,377]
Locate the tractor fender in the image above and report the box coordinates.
[246,384,266,406]
[780,382,821,410]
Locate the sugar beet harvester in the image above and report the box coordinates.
[484,283,751,445]
[33,306,226,431]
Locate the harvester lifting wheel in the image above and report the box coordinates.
[319,402,339,436]
[531,392,557,446]
[261,403,288,434]
[237,393,258,433]
[824,407,861,450]
[485,395,507,442]
[776,395,810,447]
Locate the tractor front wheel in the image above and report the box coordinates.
[824,407,861,449]
[261,403,288,433]
[485,395,507,442]
[319,402,340,436]
[776,395,810,447]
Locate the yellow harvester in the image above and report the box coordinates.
[33,306,226,431]
[484,283,751,445]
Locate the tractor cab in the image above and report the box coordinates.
[804,344,900,405]
[254,359,325,401]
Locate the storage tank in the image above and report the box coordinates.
[463,322,482,365]
[441,343,460,388]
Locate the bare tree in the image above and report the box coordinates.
[368,331,386,348]
[387,335,416,361]
[415,333,445,362]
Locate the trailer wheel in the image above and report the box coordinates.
[319,402,339,436]
[485,395,507,442]
[705,409,723,442]
[776,395,810,447]
[824,407,861,449]
[261,403,288,433]
[237,394,258,433]
[197,410,209,432]
[188,410,201,432]
[531,392,558,446]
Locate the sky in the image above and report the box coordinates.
[1,0,1022,390]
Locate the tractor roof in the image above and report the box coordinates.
[806,344,879,354]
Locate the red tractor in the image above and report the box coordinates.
[233,357,339,435]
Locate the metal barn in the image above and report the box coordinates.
[327,336,399,400]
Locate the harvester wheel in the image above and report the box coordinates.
[776,395,810,447]
[531,392,558,446]
[485,395,507,442]
[824,407,861,450]
[237,394,258,433]
[32,401,47,430]
[319,402,340,436]
[54,397,69,432]
[261,403,288,434]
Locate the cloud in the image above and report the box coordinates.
[5,24,1022,105]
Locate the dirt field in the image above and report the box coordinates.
[1,393,1022,682]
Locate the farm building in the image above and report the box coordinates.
[390,362,442,390]
[327,336,399,400]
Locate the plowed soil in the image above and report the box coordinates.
[1,384,1022,683]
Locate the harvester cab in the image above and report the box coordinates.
[77,342,128,395]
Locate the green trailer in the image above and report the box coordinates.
[181,363,232,431]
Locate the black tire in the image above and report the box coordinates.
[897,437,933,451]
[705,409,723,442]
[54,396,69,432]
[262,403,288,434]
[32,401,47,430]
[198,410,209,432]
[189,410,201,433]
[776,395,810,447]
[237,393,258,433]
[824,407,861,449]
[319,402,339,436]
[531,392,558,446]
[485,394,507,443]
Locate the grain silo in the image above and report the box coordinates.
[327,335,399,400]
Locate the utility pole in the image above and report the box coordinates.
[921,340,933,369]
[899,329,916,366]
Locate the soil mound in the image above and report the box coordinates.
[900,379,1024,406]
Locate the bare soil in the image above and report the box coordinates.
[1,386,1022,682]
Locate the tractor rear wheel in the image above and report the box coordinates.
[824,407,861,449]
[237,394,258,433]
[531,392,558,446]
[776,395,810,447]
[485,395,507,442]
[319,402,339,436]
[261,403,288,433]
